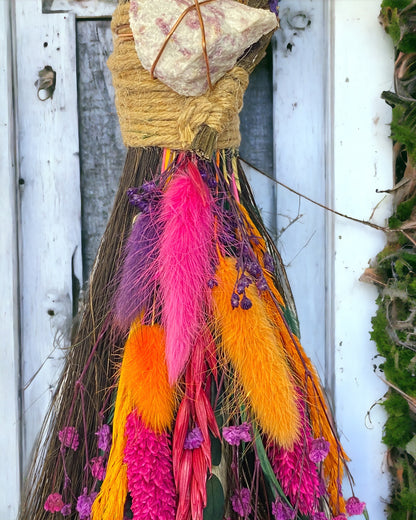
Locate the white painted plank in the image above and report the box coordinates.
[331,1,392,516]
[15,1,82,471]
[273,0,328,380]
[0,2,21,518]
[44,0,116,17]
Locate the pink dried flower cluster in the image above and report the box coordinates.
[58,426,79,451]
[309,437,330,463]
[222,422,252,446]
[44,493,64,513]
[124,411,176,520]
[90,456,106,480]
[312,512,327,520]
[271,499,295,520]
[76,487,97,520]
[345,496,366,516]
[231,487,251,517]
[95,424,112,453]
[333,515,347,520]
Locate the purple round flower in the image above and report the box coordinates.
[95,424,112,453]
[90,456,106,480]
[240,295,252,310]
[246,261,261,278]
[231,292,240,308]
[61,503,72,516]
[309,437,330,463]
[231,488,251,517]
[345,496,366,516]
[44,493,64,513]
[236,275,252,294]
[58,427,79,451]
[184,426,204,450]
[76,488,98,520]
[271,499,295,520]
[222,422,252,446]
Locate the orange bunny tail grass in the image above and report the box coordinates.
[91,384,130,520]
[212,255,300,449]
[122,323,176,433]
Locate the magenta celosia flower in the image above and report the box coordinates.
[184,426,204,449]
[124,412,176,520]
[309,437,330,463]
[271,499,295,520]
[90,456,106,480]
[44,492,64,512]
[345,496,366,516]
[95,424,111,452]
[76,488,97,519]
[61,503,72,516]
[58,426,79,451]
[231,488,251,517]
[222,422,252,446]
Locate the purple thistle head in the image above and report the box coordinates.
[95,424,111,453]
[76,488,97,520]
[58,427,79,451]
[222,422,252,446]
[184,426,204,450]
[345,497,366,516]
[309,437,330,463]
[231,488,251,517]
[271,499,295,520]
[44,493,64,513]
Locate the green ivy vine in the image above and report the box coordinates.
[370,1,416,518]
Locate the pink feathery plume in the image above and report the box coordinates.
[159,154,215,384]
[173,331,220,520]
[124,411,176,520]
[268,394,322,515]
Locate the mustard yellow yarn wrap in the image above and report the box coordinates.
[108,3,250,152]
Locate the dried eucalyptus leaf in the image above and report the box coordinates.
[129,0,277,96]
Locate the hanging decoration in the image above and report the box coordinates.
[19,1,367,520]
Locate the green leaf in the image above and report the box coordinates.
[363,508,370,520]
[203,474,224,520]
[210,433,222,466]
[406,435,416,459]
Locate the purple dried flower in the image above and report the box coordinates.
[246,261,261,278]
[76,488,97,520]
[61,504,72,516]
[222,422,252,446]
[184,426,204,450]
[309,437,330,463]
[90,456,106,480]
[207,278,218,289]
[231,292,240,308]
[269,0,279,15]
[44,493,64,513]
[58,427,79,451]
[240,295,252,310]
[263,252,274,272]
[256,276,268,291]
[333,515,347,520]
[236,275,252,294]
[312,513,327,520]
[231,488,251,517]
[345,497,366,516]
[95,424,111,453]
[271,499,295,520]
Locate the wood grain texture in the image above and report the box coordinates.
[77,20,126,277]
[44,0,117,17]
[0,1,21,518]
[15,1,82,471]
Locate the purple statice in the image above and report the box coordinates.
[90,456,106,480]
[231,488,251,517]
[240,295,252,310]
[256,276,268,291]
[263,252,275,272]
[345,497,366,516]
[309,437,330,463]
[207,278,218,288]
[95,424,112,453]
[236,275,252,294]
[127,182,160,213]
[271,499,295,520]
[184,426,204,450]
[245,260,261,278]
[231,292,240,308]
[222,422,252,446]
[76,488,97,520]
[44,493,64,513]
[61,504,72,516]
[312,513,327,520]
[58,426,79,451]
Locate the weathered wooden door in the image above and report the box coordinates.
[1,0,392,518]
